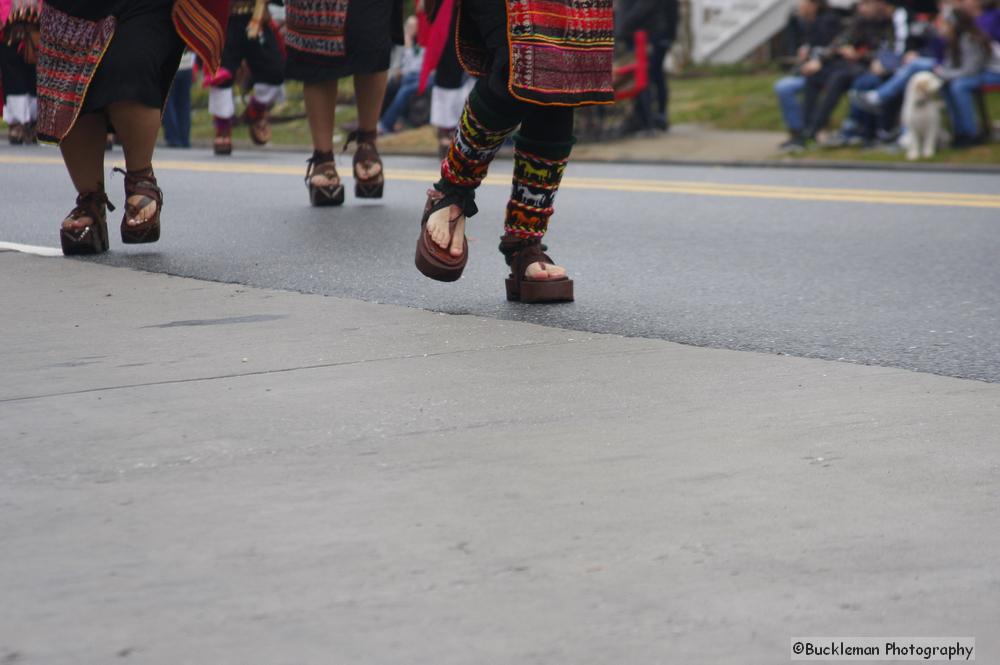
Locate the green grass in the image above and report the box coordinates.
[670,68,789,131]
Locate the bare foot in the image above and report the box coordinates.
[524,259,567,281]
[355,160,382,181]
[62,213,94,232]
[124,195,157,227]
[310,161,340,190]
[425,204,465,257]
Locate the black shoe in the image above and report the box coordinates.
[778,136,806,153]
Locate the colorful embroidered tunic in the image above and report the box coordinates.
[456,0,614,106]
[33,0,229,143]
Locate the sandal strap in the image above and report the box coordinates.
[427,182,478,219]
[343,128,378,152]
[346,129,383,180]
[69,189,114,220]
[113,167,162,205]
[498,237,554,281]
[305,152,339,183]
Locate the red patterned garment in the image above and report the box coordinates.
[33,0,228,143]
[34,5,116,143]
[172,0,230,72]
[284,0,350,59]
[457,0,614,106]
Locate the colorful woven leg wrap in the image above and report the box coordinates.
[439,87,519,193]
[213,116,233,136]
[504,135,573,240]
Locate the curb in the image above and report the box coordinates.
[177,139,1000,175]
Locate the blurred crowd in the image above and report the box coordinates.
[775,0,1000,156]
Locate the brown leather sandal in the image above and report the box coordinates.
[213,126,233,156]
[346,129,384,199]
[305,151,345,207]
[60,190,115,256]
[499,236,574,303]
[115,166,162,244]
[245,106,272,145]
[414,186,476,282]
[8,123,25,145]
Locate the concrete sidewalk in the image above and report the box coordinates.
[2,251,997,665]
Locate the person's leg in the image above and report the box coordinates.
[775,75,806,133]
[502,105,575,280]
[175,68,193,148]
[59,113,111,230]
[807,66,856,137]
[649,38,670,122]
[354,71,389,185]
[106,101,163,226]
[950,75,984,138]
[302,79,339,187]
[940,82,964,140]
[426,77,524,257]
[162,77,182,147]
[846,72,881,140]
[875,57,935,102]
[244,20,286,145]
[380,72,420,132]
[208,84,236,153]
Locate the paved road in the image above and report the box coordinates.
[3,146,999,382]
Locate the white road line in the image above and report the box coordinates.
[0,242,64,257]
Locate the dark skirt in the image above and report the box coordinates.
[285,0,399,83]
[47,0,183,114]
[0,43,37,96]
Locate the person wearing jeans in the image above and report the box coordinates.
[774,0,843,150]
[851,55,937,111]
[775,75,807,141]
[944,68,1000,139]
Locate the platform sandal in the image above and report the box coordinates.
[244,104,272,145]
[414,186,476,282]
[305,150,345,207]
[346,129,384,199]
[60,190,114,256]
[213,128,233,156]
[499,236,574,303]
[8,123,24,145]
[115,166,162,244]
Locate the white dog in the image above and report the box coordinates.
[899,71,945,161]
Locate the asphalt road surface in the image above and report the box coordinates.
[3,146,999,382]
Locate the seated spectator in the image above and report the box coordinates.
[378,15,429,134]
[801,0,900,141]
[936,8,999,145]
[774,0,843,151]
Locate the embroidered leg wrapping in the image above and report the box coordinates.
[437,85,520,199]
[504,134,573,241]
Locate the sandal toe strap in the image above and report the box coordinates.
[500,238,562,284]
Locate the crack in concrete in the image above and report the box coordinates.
[0,340,571,404]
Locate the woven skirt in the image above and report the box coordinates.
[285,0,401,83]
[37,0,183,141]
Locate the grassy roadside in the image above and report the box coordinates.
[665,66,1000,164]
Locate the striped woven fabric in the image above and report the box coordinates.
[34,4,115,143]
[172,0,230,73]
[284,0,349,59]
[459,0,614,106]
